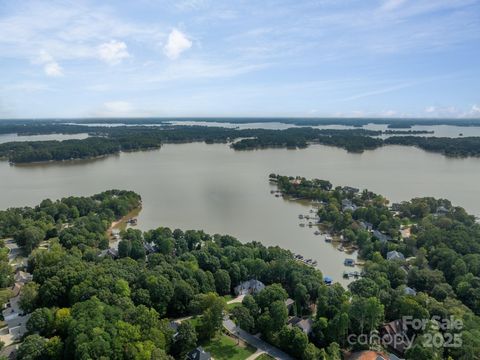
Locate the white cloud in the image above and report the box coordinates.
[468,104,480,116]
[164,29,192,60]
[44,62,64,77]
[36,50,63,77]
[103,101,133,114]
[98,40,130,65]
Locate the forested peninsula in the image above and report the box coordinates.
[1,122,480,164]
[0,178,479,359]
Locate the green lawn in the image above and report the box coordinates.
[256,354,275,360]
[202,334,256,360]
[222,294,234,302]
[226,301,242,311]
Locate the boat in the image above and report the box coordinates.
[325,234,333,242]
[270,190,275,194]
[312,260,318,266]
[337,245,344,252]
[343,271,350,279]
[298,214,304,219]
[314,231,321,235]
[299,223,305,227]
[344,258,355,267]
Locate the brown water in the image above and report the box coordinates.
[1,143,479,285]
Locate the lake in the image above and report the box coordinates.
[0,133,89,144]
[0,142,479,285]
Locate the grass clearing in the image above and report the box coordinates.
[202,333,256,360]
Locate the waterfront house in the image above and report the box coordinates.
[436,206,449,215]
[186,347,211,360]
[234,279,265,296]
[342,199,357,212]
[343,186,359,194]
[143,242,156,254]
[390,203,402,212]
[386,251,405,261]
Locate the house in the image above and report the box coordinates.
[359,221,373,231]
[234,279,265,296]
[290,178,302,185]
[436,206,449,215]
[342,199,357,212]
[186,347,211,360]
[288,317,314,335]
[380,319,409,354]
[98,248,119,259]
[400,226,411,239]
[343,186,359,194]
[347,350,390,360]
[143,242,156,254]
[285,298,295,312]
[404,286,417,296]
[372,230,392,243]
[390,203,402,212]
[386,251,405,261]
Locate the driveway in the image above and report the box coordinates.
[223,318,294,360]
[4,239,21,263]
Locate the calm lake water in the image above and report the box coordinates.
[0,133,89,144]
[1,142,479,285]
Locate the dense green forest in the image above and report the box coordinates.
[1,121,480,163]
[0,180,479,359]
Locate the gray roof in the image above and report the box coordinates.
[359,221,373,230]
[387,251,405,261]
[295,318,314,334]
[404,287,417,296]
[372,230,392,242]
[234,279,265,295]
[187,347,211,360]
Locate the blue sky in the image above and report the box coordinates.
[0,0,479,119]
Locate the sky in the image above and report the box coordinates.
[0,0,479,119]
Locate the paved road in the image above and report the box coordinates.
[223,318,294,360]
